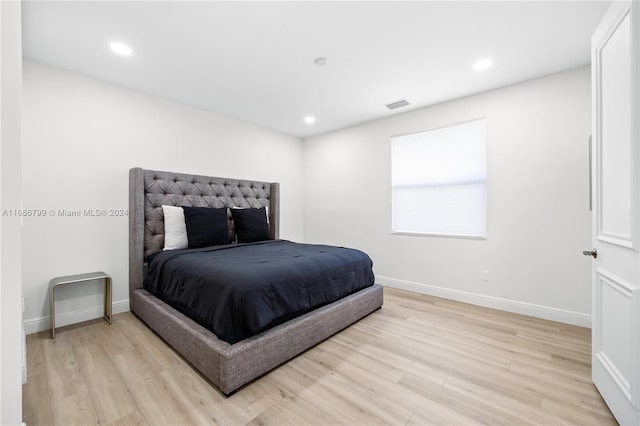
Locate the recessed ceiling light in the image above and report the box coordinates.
[473,58,492,71]
[314,57,328,66]
[110,42,132,56]
[304,116,316,124]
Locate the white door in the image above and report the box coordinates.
[590,1,640,424]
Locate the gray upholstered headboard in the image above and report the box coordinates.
[129,167,280,300]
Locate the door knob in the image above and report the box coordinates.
[583,249,597,259]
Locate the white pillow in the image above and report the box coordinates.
[162,205,188,250]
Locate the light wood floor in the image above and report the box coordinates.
[23,287,616,425]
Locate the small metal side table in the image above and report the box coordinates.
[49,271,112,338]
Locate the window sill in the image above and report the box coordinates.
[391,231,487,240]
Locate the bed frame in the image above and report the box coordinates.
[129,167,383,395]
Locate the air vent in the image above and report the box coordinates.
[385,99,410,110]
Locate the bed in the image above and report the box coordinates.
[129,167,383,395]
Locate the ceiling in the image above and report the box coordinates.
[22,1,611,138]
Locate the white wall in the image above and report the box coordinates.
[304,67,593,326]
[0,1,24,424]
[22,60,304,333]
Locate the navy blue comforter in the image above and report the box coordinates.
[144,240,375,344]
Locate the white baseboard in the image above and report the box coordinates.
[24,299,130,335]
[376,276,591,328]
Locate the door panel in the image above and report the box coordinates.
[597,6,633,247]
[595,268,635,401]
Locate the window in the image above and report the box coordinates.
[391,118,487,238]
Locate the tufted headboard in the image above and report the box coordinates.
[129,167,280,300]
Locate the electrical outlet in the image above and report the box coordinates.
[481,270,489,281]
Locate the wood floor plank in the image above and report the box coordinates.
[224,379,274,423]
[446,361,580,409]
[41,332,89,402]
[74,343,138,424]
[245,390,335,426]
[315,337,405,383]
[113,312,182,372]
[50,390,99,426]
[25,332,46,378]
[400,372,534,425]
[67,319,105,350]
[542,396,617,425]
[332,335,449,386]
[23,287,616,426]
[308,342,478,425]
[247,378,341,425]
[95,317,135,358]
[287,354,414,425]
[442,373,562,424]
[112,349,196,425]
[22,372,54,426]
[158,362,253,425]
[265,362,390,425]
[106,409,149,426]
[580,395,616,419]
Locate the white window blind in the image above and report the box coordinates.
[391,119,487,238]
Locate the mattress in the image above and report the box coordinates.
[144,239,375,344]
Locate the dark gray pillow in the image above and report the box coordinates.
[183,207,229,248]
[231,207,270,243]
